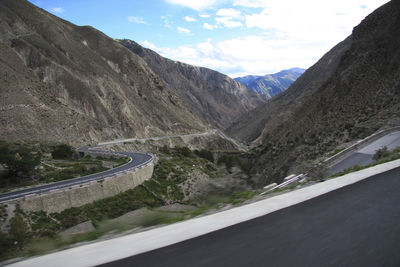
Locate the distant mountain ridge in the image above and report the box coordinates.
[120,39,264,130]
[234,68,305,100]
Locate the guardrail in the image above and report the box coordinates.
[324,126,400,166]
[260,174,306,195]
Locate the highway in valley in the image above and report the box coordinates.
[101,167,400,267]
[0,128,233,204]
[330,130,400,173]
[0,147,153,203]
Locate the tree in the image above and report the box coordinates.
[0,143,41,177]
[159,145,170,154]
[373,146,389,160]
[9,214,29,248]
[52,144,74,159]
[196,149,214,162]
[0,230,10,258]
[174,147,194,157]
[217,155,236,170]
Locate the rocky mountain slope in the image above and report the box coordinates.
[234,68,305,101]
[0,0,209,145]
[119,39,264,130]
[227,0,400,184]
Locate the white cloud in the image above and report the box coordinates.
[203,23,214,30]
[216,17,243,28]
[243,0,388,45]
[177,26,192,35]
[232,0,268,8]
[216,8,241,17]
[51,7,64,13]
[141,40,158,50]
[199,14,211,18]
[127,16,147,24]
[215,8,243,28]
[161,16,172,28]
[143,0,390,77]
[139,36,319,77]
[165,0,218,10]
[184,16,197,22]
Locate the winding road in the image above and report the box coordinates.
[0,129,235,204]
[0,147,153,203]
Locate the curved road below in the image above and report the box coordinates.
[0,147,153,203]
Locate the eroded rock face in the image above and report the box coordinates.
[120,39,264,130]
[0,0,207,144]
[229,1,400,146]
[227,0,400,183]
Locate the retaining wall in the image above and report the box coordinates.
[18,163,154,213]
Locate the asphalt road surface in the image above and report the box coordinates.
[101,167,400,267]
[330,131,400,173]
[0,149,152,203]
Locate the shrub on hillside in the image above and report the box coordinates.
[0,142,41,177]
[194,149,214,162]
[51,144,74,159]
[173,147,194,158]
[9,213,29,249]
[159,145,170,154]
[217,154,251,174]
[373,146,390,160]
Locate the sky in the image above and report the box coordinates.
[29,0,389,77]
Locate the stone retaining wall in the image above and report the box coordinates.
[17,163,154,213]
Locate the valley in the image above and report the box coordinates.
[1,0,400,265]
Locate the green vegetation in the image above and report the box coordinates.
[173,146,194,158]
[373,146,390,160]
[194,149,214,162]
[0,205,6,222]
[145,146,220,202]
[40,162,106,183]
[0,141,41,180]
[217,154,251,173]
[330,165,364,178]
[9,213,29,249]
[51,144,74,159]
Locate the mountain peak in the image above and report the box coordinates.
[235,68,305,101]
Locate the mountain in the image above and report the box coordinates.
[119,40,264,130]
[227,0,400,184]
[0,0,210,144]
[234,68,305,100]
